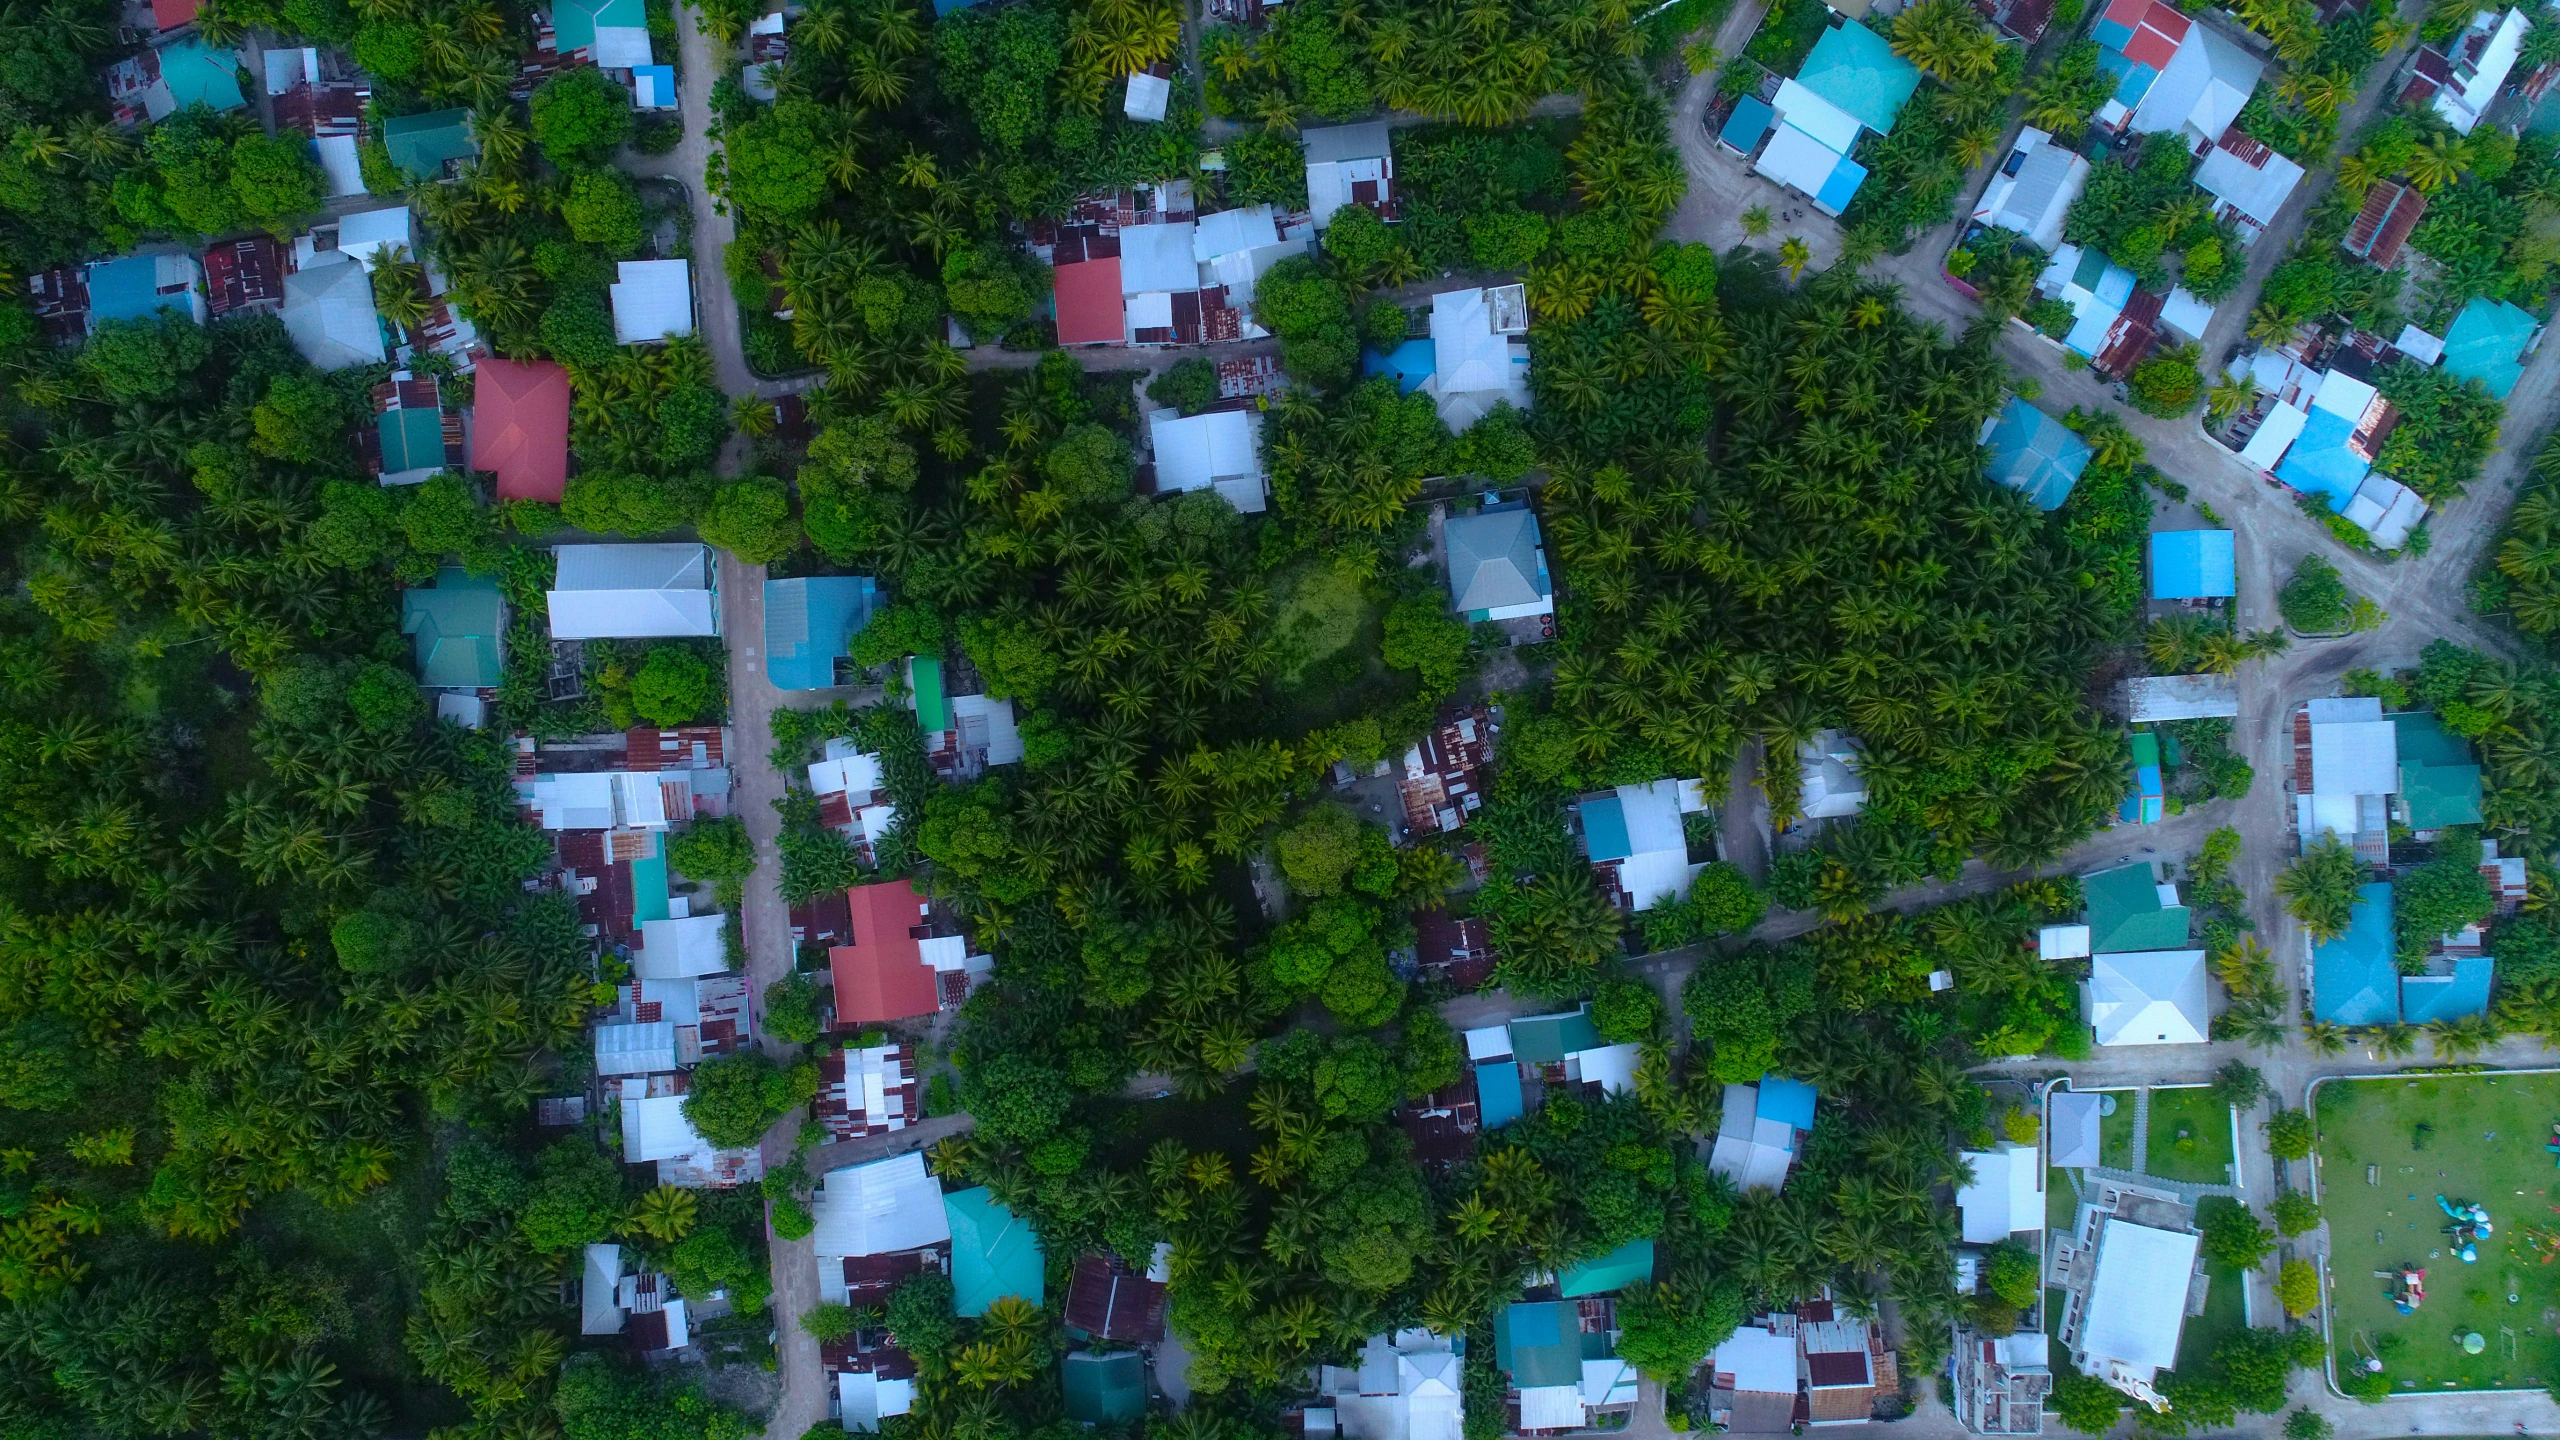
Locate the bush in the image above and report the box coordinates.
[1590,977,1662,1043]
[630,645,719,727]
[667,815,754,891]
[2278,554,2352,632]
[2199,1199,2275,1271]
[2272,1190,2321,1236]
[803,1302,858,1343]
[2285,1407,2334,1440]
[2276,1258,2319,1317]
[2127,349,2204,417]
[531,67,635,165]
[764,973,824,1044]
[518,1137,622,1253]
[2264,1108,2314,1160]
[697,476,800,563]
[563,169,646,253]
[681,1052,817,1148]
[1145,357,1220,415]
[1983,1240,2039,1307]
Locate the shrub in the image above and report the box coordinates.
[2278,554,2352,632]
[2276,1258,2319,1317]
[2272,1190,2321,1236]
[2264,1108,2314,1160]
[630,645,719,727]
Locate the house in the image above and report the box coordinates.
[403,568,505,691]
[2191,128,2304,241]
[1062,1351,1147,1426]
[1303,121,1395,230]
[1051,256,1125,345]
[372,374,464,485]
[1397,707,1495,837]
[553,0,655,65]
[1977,395,2091,510]
[2149,530,2235,600]
[107,38,245,122]
[765,576,880,690]
[618,1077,761,1187]
[741,12,785,97]
[2392,710,2482,832]
[2343,179,2426,267]
[807,739,898,863]
[1707,1320,1801,1431]
[2310,882,2399,1025]
[2301,695,2397,860]
[201,236,282,317]
[1707,1076,1819,1193]
[1750,22,1921,216]
[2402,954,2495,1023]
[1124,66,1171,122]
[582,1243,625,1334]
[817,1041,919,1139]
[2403,8,2528,133]
[2483,837,2529,912]
[831,878,958,1027]
[2440,296,2540,399]
[2040,924,2092,960]
[548,543,719,638]
[612,259,694,344]
[1149,409,1267,512]
[2049,1089,2104,1168]
[1444,503,1554,621]
[2094,0,2261,148]
[904,657,1025,777]
[279,256,382,370]
[1717,94,1776,155]
[1118,220,1196,342]
[1311,1331,1464,1440]
[1559,1238,1654,1298]
[2261,367,2424,547]
[1498,1006,1634,1096]
[330,206,416,272]
[2121,731,2164,825]
[527,770,674,830]
[471,357,573,501]
[1799,730,1866,819]
[2028,246,2191,379]
[2082,861,2191,952]
[1401,1071,1486,1165]
[1506,1006,1600,1067]
[836,1340,919,1435]
[812,1152,952,1306]
[633,63,676,108]
[383,108,476,181]
[1957,1141,2043,1243]
[1387,285,1530,431]
[86,253,206,327]
[152,0,200,29]
[1064,1251,1170,1342]
[944,1187,1042,1317]
[2125,674,2241,722]
[1976,0,2058,42]
[1495,1300,1634,1433]
[637,912,731,978]
[1578,778,1707,910]
[1954,1333,2052,1435]
[1464,1025,1526,1130]
[2049,1178,2202,1407]
[1800,1305,1894,1423]
[2084,949,2209,1045]
[580,1246,692,1350]
[1972,128,2091,251]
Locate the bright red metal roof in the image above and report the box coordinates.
[1052,257,1124,346]
[830,879,940,1025]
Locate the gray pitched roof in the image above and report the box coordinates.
[1301,121,1391,163]
[1445,508,1551,612]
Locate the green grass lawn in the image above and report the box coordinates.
[2098,1091,2136,1169]
[2146,1086,2237,1185]
[2315,1073,2560,1392]
[2048,1167,2080,1233]
[1269,559,1372,686]
[2180,1199,2252,1372]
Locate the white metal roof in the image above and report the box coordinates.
[637,913,730,978]
[1570,1042,1640,1095]
[2311,717,2398,796]
[1194,205,1280,261]
[596,1020,677,1075]
[281,254,383,371]
[2039,924,2092,959]
[1752,120,1850,205]
[1463,1025,1513,1061]
[581,1244,624,1333]
[1119,222,1198,294]
[1152,409,1262,493]
[1713,1326,1798,1394]
[839,1371,916,1432]
[1956,1141,2041,1241]
[1517,1387,1584,1430]
[620,1088,711,1163]
[1123,70,1170,121]
[2311,367,2378,420]
[336,206,413,270]
[2237,400,2308,469]
[810,750,884,796]
[313,135,365,197]
[812,1151,951,1260]
[2193,143,2303,227]
[2088,950,2210,1046]
[1771,77,1863,150]
[531,770,669,830]
[2081,1220,2201,1379]
[611,259,694,343]
[549,543,717,637]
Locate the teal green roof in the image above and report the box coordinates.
[2392,711,2482,828]
[909,655,950,731]
[945,1187,1043,1317]
[2082,861,2190,952]
[1559,1238,1653,1297]
[383,108,476,180]
[1061,1351,1145,1425]
[1508,1007,1601,1064]
[401,568,504,688]
[631,855,670,923]
[159,40,246,112]
[2311,883,2398,1025]
[1494,1302,1582,1387]
[378,406,447,475]
[1794,21,1921,135]
[2441,297,2538,400]
[551,0,646,51]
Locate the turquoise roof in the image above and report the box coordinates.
[2150,530,2236,599]
[1756,1076,1818,1130]
[1061,1351,1145,1425]
[2441,297,2538,400]
[1720,95,1775,151]
[1979,396,2091,511]
[630,855,670,924]
[764,576,878,690]
[2401,955,2493,1024]
[1476,1060,1523,1127]
[945,1187,1043,1317]
[1508,1007,1600,1064]
[1582,793,1633,861]
[84,255,184,326]
[2311,882,2399,1026]
[1795,22,1921,135]
[383,108,476,180]
[1495,1301,1583,1387]
[160,40,246,112]
[401,568,504,689]
[378,406,447,475]
[1559,1238,1654,1297]
[551,0,646,52]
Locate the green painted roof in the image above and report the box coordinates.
[630,855,670,924]
[1795,21,1921,135]
[378,406,446,475]
[2391,711,2483,828]
[1558,1237,1653,1297]
[2082,861,2189,953]
[2128,731,2159,767]
[909,655,950,732]
[1494,1301,1582,1387]
[383,108,476,180]
[551,0,646,50]
[945,1187,1044,1317]
[1061,1351,1145,1425]
[1508,1007,1601,1064]
[401,568,504,688]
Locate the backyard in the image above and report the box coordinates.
[2315,1073,2560,1392]
[2147,1085,2238,1186]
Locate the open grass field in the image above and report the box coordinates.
[2315,1073,2560,1392]
[2147,1086,2237,1186]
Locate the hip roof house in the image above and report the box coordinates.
[831,878,945,1026]
[2082,861,2191,952]
[548,543,719,638]
[470,357,572,501]
[944,1186,1043,1317]
[402,568,505,689]
[1978,395,2091,510]
[279,254,383,370]
[383,108,477,181]
[1957,1141,2043,1242]
[552,0,655,65]
[1579,778,1707,911]
[812,1152,951,1305]
[1443,503,1553,621]
[2310,881,2399,1025]
[2391,709,2482,831]
[1972,128,2091,251]
[2084,949,2210,1045]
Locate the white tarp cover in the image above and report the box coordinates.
[2237,401,2308,469]
[1957,1142,2041,1241]
[2311,717,2398,796]
[1712,1326,1798,1394]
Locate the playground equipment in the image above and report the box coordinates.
[2351,1330,2387,1373]
[2378,1267,2428,1314]
[2438,1195,2492,1263]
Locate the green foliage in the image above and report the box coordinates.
[1684,948,1813,1083]
[1591,977,1663,1042]
[942,243,1050,341]
[2276,834,2364,942]
[697,476,800,564]
[562,472,705,537]
[519,1138,624,1253]
[2396,827,2493,963]
[2373,359,2503,505]
[2271,1189,2320,1237]
[252,372,362,464]
[681,1052,817,1149]
[1380,594,1470,697]
[2278,553,2352,632]
[669,815,754,891]
[628,645,720,728]
[722,99,829,223]
[1255,255,1360,387]
[1274,804,1396,899]
[2048,1371,2126,1433]
[1983,1239,2039,1307]
[532,68,635,165]
[562,169,645,254]
[1146,358,1221,416]
[2127,347,2205,418]
[79,312,213,404]
[2063,133,2242,299]
[2198,1198,2275,1271]
[2264,1108,2314,1160]
[763,974,824,1045]
[1614,1277,1744,1382]
[555,1355,757,1440]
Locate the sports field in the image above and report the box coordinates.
[2314,1073,2560,1392]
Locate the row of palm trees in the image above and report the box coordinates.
[1205,0,1642,130]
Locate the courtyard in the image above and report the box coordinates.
[2315,1073,2560,1392]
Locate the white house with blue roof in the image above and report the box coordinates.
[763,576,878,691]
[1578,779,1706,911]
[1708,1076,1817,1193]
[84,253,206,327]
[1748,22,1919,217]
[2229,357,2427,550]
[2310,882,2401,1025]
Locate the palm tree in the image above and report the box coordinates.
[1741,203,1773,238]
[627,1184,697,1240]
[1778,236,1813,281]
[2408,134,2467,192]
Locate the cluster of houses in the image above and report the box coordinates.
[1705,1296,1900,1431]
[1713,20,1923,220]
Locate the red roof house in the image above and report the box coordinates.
[470,357,572,501]
[830,879,941,1026]
[2100,0,2189,69]
[153,0,200,29]
[1052,257,1125,346]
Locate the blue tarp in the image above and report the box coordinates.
[1815,153,1868,215]
[1582,794,1633,862]
[2402,955,2494,1024]
[2441,297,2538,400]
[2275,406,2371,509]
[1363,338,1437,394]
[1719,96,1775,152]
[2312,883,2400,1026]
[1757,1076,1819,1131]
[1476,1061,1523,1128]
[2150,530,2236,599]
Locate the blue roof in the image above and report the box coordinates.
[1559,1238,1655,1297]
[764,576,878,690]
[1719,95,1775,152]
[944,1186,1043,1317]
[2441,297,2538,400]
[2150,530,2236,599]
[1978,396,2092,510]
[1756,1075,1818,1131]
[1794,22,1921,134]
[159,40,246,112]
[85,256,179,326]
[1582,793,1633,862]
[1496,1302,1583,1387]
[2312,883,2400,1026]
[2401,955,2493,1024]
[630,855,670,924]
[1363,338,1436,393]
[2275,406,2371,509]
[1476,1061,1523,1128]
[2100,52,2159,107]
[1815,152,1868,213]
